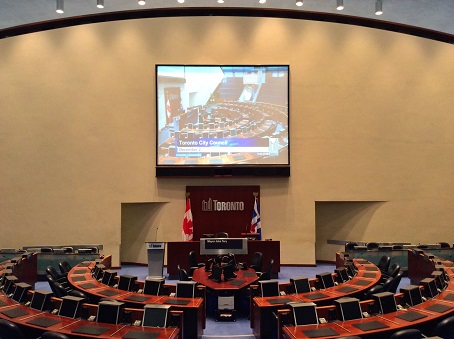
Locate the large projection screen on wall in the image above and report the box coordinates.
[156,65,290,177]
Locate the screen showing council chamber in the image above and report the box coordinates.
[156,65,289,168]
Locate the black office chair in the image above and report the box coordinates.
[258,259,274,281]
[215,232,229,238]
[59,261,72,274]
[388,328,423,339]
[0,319,26,339]
[41,247,53,253]
[392,244,404,250]
[383,271,404,294]
[362,284,384,300]
[366,242,379,251]
[377,255,391,274]
[46,265,68,282]
[381,263,401,282]
[189,250,205,276]
[250,251,263,272]
[41,331,71,339]
[438,242,451,248]
[177,265,190,281]
[68,289,89,302]
[344,242,358,251]
[432,315,454,339]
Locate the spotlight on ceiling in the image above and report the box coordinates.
[97,0,104,9]
[178,0,185,3]
[259,0,267,4]
[375,0,383,15]
[296,0,303,6]
[217,0,225,3]
[56,0,64,14]
[336,0,344,11]
[138,0,146,5]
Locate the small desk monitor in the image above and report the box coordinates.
[143,277,165,296]
[101,270,117,287]
[316,272,335,289]
[12,282,31,303]
[92,264,105,280]
[420,278,439,298]
[372,292,397,314]
[58,295,85,318]
[117,275,137,291]
[4,275,18,295]
[259,280,280,297]
[431,271,446,290]
[142,304,170,328]
[96,300,124,324]
[30,290,53,311]
[0,269,13,288]
[176,281,197,298]
[289,302,319,326]
[400,285,423,306]
[290,277,311,294]
[335,267,350,283]
[335,297,363,321]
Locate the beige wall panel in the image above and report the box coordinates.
[1,17,454,266]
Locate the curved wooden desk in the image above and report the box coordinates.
[252,259,382,339]
[0,294,179,339]
[281,255,454,339]
[192,267,259,291]
[67,262,204,339]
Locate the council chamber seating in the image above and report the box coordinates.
[0,319,26,338]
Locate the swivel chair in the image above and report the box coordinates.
[377,255,391,274]
[258,259,274,281]
[177,265,190,281]
[388,328,423,339]
[250,252,263,272]
[215,232,229,238]
[0,319,26,339]
[189,250,205,276]
[432,315,454,339]
[59,261,72,274]
[41,331,71,339]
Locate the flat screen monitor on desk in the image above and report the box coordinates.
[143,304,170,328]
[58,296,85,318]
[372,292,397,314]
[30,290,53,311]
[97,301,124,324]
[335,297,363,321]
[200,238,248,255]
[289,302,319,325]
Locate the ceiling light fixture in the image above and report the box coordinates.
[375,0,383,15]
[97,0,104,9]
[177,0,185,3]
[259,0,267,4]
[217,0,225,3]
[296,0,303,6]
[56,0,64,13]
[336,0,344,11]
[138,0,146,5]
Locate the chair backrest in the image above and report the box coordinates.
[363,284,384,300]
[189,251,198,267]
[46,266,61,280]
[433,315,454,338]
[377,255,391,273]
[385,271,404,294]
[0,319,26,339]
[392,244,403,250]
[177,265,190,281]
[344,242,358,251]
[53,281,69,298]
[215,232,229,238]
[387,263,401,278]
[438,242,450,248]
[388,328,422,339]
[367,242,379,250]
[41,331,71,339]
[59,261,72,274]
[250,252,263,272]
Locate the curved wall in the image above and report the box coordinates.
[1,16,453,266]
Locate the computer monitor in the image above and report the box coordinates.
[290,277,311,294]
[96,300,124,324]
[142,304,170,328]
[420,278,439,298]
[316,272,335,289]
[372,292,397,314]
[400,285,423,306]
[259,280,280,297]
[4,275,18,295]
[101,270,117,287]
[143,277,165,296]
[175,281,197,298]
[289,302,319,325]
[117,275,137,291]
[30,290,53,311]
[431,271,446,290]
[92,264,105,280]
[335,297,363,321]
[335,267,350,283]
[0,269,13,288]
[58,295,85,318]
[12,282,31,303]
[345,263,356,277]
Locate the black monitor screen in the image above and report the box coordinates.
[291,277,310,294]
[30,290,53,311]
[421,278,438,298]
[317,272,335,289]
[96,301,124,324]
[4,275,18,295]
[431,271,445,290]
[142,305,170,328]
[260,280,280,297]
[290,302,318,326]
[176,282,196,298]
[143,278,164,296]
[335,267,350,283]
[335,297,363,321]
[101,270,117,286]
[373,292,397,314]
[156,65,290,178]
[12,282,31,303]
[118,275,137,291]
[401,285,423,306]
[58,296,84,318]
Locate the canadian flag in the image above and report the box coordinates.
[182,198,193,241]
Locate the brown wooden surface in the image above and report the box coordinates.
[192,267,258,291]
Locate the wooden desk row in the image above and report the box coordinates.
[251,259,382,338]
[277,254,454,339]
[0,293,179,339]
[67,262,204,339]
[0,252,38,287]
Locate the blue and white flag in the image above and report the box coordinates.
[250,197,262,240]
